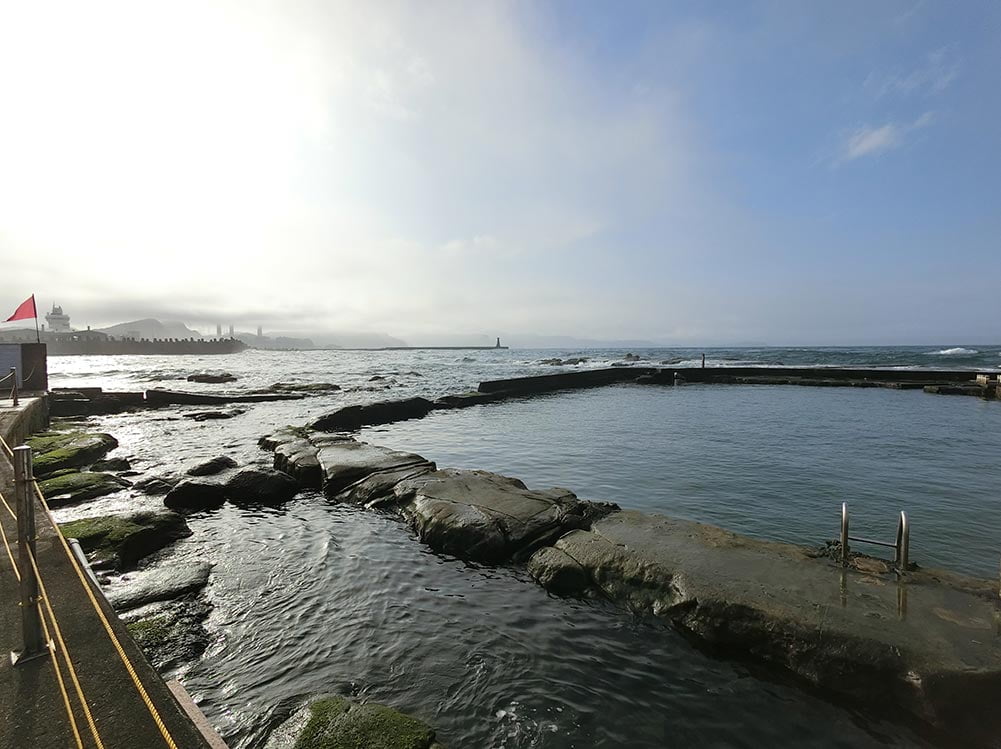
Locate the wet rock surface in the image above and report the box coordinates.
[186,455,238,476]
[393,469,607,564]
[59,511,192,569]
[163,479,228,511]
[225,468,300,505]
[105,560,213,611]
[183,408,247,421]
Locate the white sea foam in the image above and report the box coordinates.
[927,347,978,356]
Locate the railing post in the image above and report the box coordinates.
[840,502,849,566]
[11,445,48,665]
[9,367,17,407]
[895,511,909,571]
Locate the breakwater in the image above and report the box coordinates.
[46,337,248,356]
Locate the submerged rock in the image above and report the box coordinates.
[59,511,191,569]
[39,471,131,505]
[183,408,246,421]
[186,455,238,477]
[28,431,119,475]
[91,457,132,472]
[163,479,227,511]
[268,382,341,394]
[266,696,442,749]
[186,372,238,383]
[310,397,434,431]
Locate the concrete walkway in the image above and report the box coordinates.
[0,400,216,749]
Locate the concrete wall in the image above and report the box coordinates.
[0,343,48,391]
[0,396,50,448]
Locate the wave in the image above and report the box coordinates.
[926,347,979,356]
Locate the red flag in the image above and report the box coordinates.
[5,295,36,322]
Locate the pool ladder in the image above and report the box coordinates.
[839,502,909,571]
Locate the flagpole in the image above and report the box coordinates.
[32,295,39,343]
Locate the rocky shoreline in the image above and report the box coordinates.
[27,370,1001,747]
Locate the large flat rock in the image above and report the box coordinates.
[393,469,591,563]
[317,440,434,495]
[528,510,1001,742]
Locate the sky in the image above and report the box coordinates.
[0,0,999,345]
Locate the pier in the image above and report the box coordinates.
[0,396,223,748]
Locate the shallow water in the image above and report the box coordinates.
[43,347,1000,747]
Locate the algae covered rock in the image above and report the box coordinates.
[59,511,192,569]
[271,696,442,749]
[124,598,211,673]
[39,471,131,505]
[28,431,119,475]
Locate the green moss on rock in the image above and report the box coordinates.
[29,431,119,475]
[59,511,191,568]
[294,697,441,749]
[39,471,130,506]
[127,616,172,649]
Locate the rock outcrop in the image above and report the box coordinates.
[310,397,435,431]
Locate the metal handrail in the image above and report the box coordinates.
[840,502,910,571]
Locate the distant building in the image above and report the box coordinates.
[257,326,263,338]
[45,304,72,332]
[216,324,222,339]
[228,325,234,337]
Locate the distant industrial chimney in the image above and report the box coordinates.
[228,324,234,337]
[216,324,222,339]
[257,326,263,338]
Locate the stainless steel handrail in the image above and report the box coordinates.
[840,502,910,571]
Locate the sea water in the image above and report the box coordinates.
[45,347,1001,747]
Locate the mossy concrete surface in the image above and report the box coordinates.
[59,511,191,569]
[28,430,119,475]
[39,470,130,505]
[293,697,442,749]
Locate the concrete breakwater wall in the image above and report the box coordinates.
[257,424,1001,745]
[0,395,50,446]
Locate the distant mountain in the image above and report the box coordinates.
[97,319,204,339]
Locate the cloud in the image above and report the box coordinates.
[864,47,959,98]
[838,111,935,163]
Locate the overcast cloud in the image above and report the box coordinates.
[1,1,999,344]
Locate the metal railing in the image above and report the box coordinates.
[2,367,17,406]
[840,502,910,571]
[10,445,48,663]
